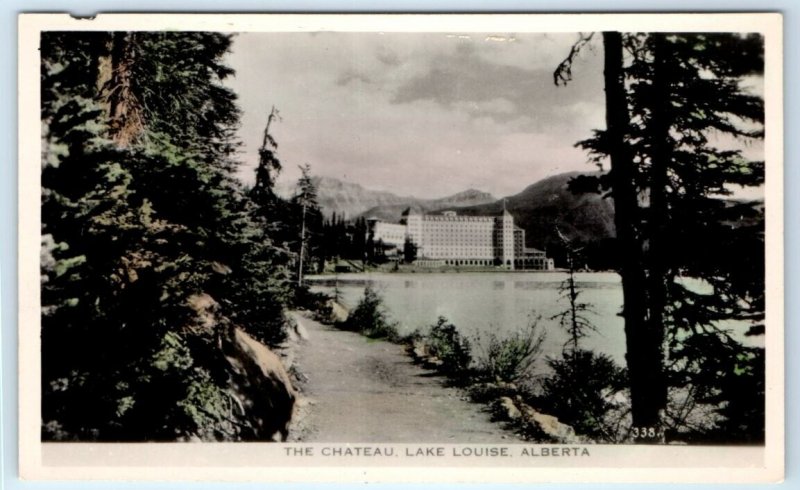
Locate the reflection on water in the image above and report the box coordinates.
[308,272,627,364]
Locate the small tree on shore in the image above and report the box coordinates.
[427,317,473,378]
[346,285,399,340]
[540,228,628,441]
[550,228,596,361]
[403,236,418,264]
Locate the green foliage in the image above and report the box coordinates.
[540,350,628,441]
[563,32,766,437]
[250,107,283,215]
[551,230,597,356]
[293,285,333,319]
[319,215,369,263]
[40,31,293,441]
[290,164,324,279]
[346,285,400,341]
[403,236,418,264]
[474,321,546,383]
[665,331,765,443]
[540,231,629,441]
[426,317,473,376]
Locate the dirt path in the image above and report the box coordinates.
[287,312,519,443]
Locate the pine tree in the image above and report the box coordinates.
[556,32,765,442]
[291,164,323,284]
[41,31,293,441]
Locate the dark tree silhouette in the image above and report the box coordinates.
[41,32,294,441]
[555,32,765,442]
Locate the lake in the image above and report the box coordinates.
[307,271,628,366]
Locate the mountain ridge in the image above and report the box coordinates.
[442,171,616,251]
[279,176,497,219]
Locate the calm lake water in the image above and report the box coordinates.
[308,272,628,365]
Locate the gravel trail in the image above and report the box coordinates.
[287,312,519,443]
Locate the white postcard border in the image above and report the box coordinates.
[17,12,785,483]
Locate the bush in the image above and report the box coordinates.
[539,349,628,441]
[665,332,765,444]
[474,321,546,383]
[293,285,329,310]
[346,285,400,341]
[426,317,473,377]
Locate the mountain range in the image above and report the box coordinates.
[442,171,616,251]
[290,172,760,269]
[278,176,497,220]
[350,171,616,252]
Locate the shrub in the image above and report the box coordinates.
[539,349,628,441]
[292,285,333,321]
[665,332,765,444]
[474,321,546,383]
[426,317,473,377]
[293,285,329,309]
[346,285,399,341]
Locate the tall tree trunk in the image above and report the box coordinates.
[298,198,307,287]
[643,33,671,423]
[602,32,662,437]
[105,32,144,148]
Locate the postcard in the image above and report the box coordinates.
[18,12,784,483]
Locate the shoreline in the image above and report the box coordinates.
[308,268,616,277]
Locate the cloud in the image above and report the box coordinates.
[336,70,373,87]
[390,39,603,130]
[376,45,401,67]
[224,32,608,199]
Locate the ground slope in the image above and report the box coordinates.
[287,312,518,443]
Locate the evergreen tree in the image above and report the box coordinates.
[403,236,418,264]
[555,32,765,442]
[41,31,292,441]
[290,164,323,284]
[541,227,627,441]
[250,106,283,220]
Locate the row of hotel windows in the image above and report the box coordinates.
[422,216,496,222]
[424,247,503,257]
[426,238,493,245]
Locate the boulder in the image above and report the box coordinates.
[187,293,296,442]
[496,396,522,420]
[518,404,580,444]
[410,338,432,360]
[327,299,350,323]
[222,326,297,442]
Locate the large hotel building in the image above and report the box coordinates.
[367,207,554,270]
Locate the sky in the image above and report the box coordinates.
[224,31,608,199]
[223,31,764,200]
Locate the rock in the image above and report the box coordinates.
[285,314,310,343]
[496,396,522,420]
[186,293,218,331]
[518,404,580,444]
[327,300,349,323]
[185,293,297,441]
[411,339,432,360]
[222,327,297,442]
[497,381,518,393]
[293,316,310,340]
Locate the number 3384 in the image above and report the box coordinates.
[631,427,660,439]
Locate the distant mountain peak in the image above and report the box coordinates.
[435,188,496,204]
[286,175,495,220]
